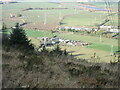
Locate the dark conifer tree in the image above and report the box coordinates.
[9,23,34,51]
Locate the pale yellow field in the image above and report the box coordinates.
[60,45,117,63]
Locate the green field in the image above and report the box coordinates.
[87,43,118,52]
[61,11,107,27]
[25,29,53,37]
[7,28,53,37]
[61,12,118,27]
[55,32,118,52]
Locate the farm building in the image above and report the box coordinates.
[109,29,119,33]
[58,26,93,31]
[100,25,113,29]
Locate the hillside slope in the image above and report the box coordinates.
[2,48,118,88]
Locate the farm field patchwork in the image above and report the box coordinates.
[55,32,118,52]
[2,2,118,29]
[5,27,118,63]
[2,2,118,63]
[2,2,75,29]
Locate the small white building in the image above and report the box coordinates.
[100,25,113,29]
[109,29,119,33]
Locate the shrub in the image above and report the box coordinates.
[17,14,22,17]
[63,49,68,55]
[51,45,63,56]
[69,67,80,76]
[23,55,43,71]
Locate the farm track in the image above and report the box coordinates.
[23,7,69,11]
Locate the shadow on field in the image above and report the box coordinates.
[68,51,75,53]
[72,54,85,57]
[59,22,66,25]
